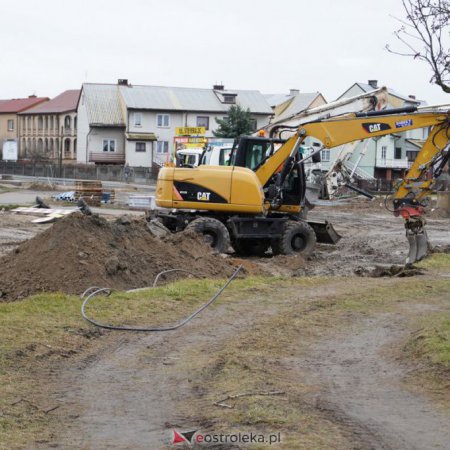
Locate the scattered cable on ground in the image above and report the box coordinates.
[80,265,242,332]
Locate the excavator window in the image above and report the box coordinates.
[233,137,286,170]
[245,143,269,170]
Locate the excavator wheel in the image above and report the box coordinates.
[186,217,230,253]
[271,220,316,257]
[233,239,270,257]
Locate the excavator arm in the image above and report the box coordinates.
[256,105,450,263]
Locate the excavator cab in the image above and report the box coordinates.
[230,136,307,209]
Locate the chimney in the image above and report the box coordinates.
[28,94,37,98]
[118,79,129,86]
[213,84,224,91]
[408,94,416,100]
[289,89,300,96]
[368,80,378,89]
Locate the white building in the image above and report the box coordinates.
[76,83,127,165]
[77,81,273,168]
[326,80,427,180]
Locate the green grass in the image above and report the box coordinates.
[405,314,450,368]
[417,253,450,270]
[0,204,22,211]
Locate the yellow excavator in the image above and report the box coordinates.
[155,105,450,262]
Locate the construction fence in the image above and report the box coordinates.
[0,161,159,183]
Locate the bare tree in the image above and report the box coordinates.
[386,0,450,93]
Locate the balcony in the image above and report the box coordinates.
[89,152,125,164]
[375,158,409,169]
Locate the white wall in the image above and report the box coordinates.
[125,140,154,167]
[88,128,125,154]
[76,91,89,163]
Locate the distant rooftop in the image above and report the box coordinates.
[0,96,49,113]
[119,84,272,114]
[338,81,423,104]
[21,90,80,114]
[81,82,272,127]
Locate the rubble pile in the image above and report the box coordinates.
[0,213,236,301]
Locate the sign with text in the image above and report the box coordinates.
[175,127,206,136]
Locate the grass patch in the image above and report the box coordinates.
[417,253,450,270]
[2,255,449,448]
[180,263,450,448]
[0,204,22,211]
[0,276,282,449]
[405,313,450,368]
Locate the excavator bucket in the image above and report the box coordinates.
[406,229,429,265]
[307,220,342,244]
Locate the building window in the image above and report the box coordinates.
[134,112,142,127]
[196,116,209,130]
[321,149,330,162]
[135,142,146,152]
[64,115,71,129]
[157,141,169,154]
[394,147,402,159]
[157,114,170,127]
[103,139,116,152]
[249,118,257,132]
[7,119,14,131]
[223,94,236,104]
[406,150,418,162]
[381,146,387,160]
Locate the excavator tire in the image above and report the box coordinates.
[186,217,230,253]
[271,220,316,256]
[233,239,270,257]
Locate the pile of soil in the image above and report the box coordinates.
[0,213,237,301]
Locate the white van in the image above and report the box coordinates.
[176,148,204,167]
[201,143,234,166]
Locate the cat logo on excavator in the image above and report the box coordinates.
[197,192,211,201]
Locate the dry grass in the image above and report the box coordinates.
[0,276,282,449]
[1,253,450,449]
[177,256,450,449]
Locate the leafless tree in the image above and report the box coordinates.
[386,0,450,93]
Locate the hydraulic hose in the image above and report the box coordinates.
[80,265,242,332]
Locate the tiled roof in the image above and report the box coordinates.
[82,84,125,127]
[0,96,49,113]
[21,90,80,114]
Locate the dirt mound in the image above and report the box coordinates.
[0,213,237,301]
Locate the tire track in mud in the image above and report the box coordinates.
[48,299,280,450]
[299,312,450,450]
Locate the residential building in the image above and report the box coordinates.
[325,80,425,180]
[265,89,327,123]
[76,83,127,165]
[18,90,80,161]
[76,81,273,168]
[0,96,48,156]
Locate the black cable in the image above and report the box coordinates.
[80,265,242,332]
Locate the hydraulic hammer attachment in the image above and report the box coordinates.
[403,213,429,265]
[406,228,429,265]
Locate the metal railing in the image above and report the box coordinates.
[375,158,409,169]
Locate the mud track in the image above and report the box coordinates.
[300,311,450,450]
[50,302,260,449]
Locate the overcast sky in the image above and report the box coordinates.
[1,0,448,105]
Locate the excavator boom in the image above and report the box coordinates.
[263,105,450,262]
